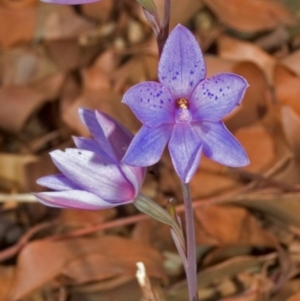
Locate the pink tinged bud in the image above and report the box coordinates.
[35,109,146,210]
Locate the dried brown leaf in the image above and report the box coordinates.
[274,65,300,116]
[0,6,36,47]
[235,125,275,173]
[281,106,300,161]
[195,205,276,247]
[229,191,300,228]
[0,47,58,86]
[8,236,164,301]
[81,0,113,21]
[0,266,14,301]
[35,4,95,40]
[280,49,300,76]
[203,0,295,33]
[0,87,47,133]
[218,35,276,84]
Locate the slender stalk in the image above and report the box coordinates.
[157,0,171,56]
[181,182,198,301]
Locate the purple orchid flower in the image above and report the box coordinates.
[35,108,146,210]
[122,24,249,183]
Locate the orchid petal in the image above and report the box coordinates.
[120,165,146,198]
[37,174,80,191]
[122,82,174,127]
[190,73,248,121]
[168,123,202,183]
[34,190,122,210]
[50,149,135,202]
[72,136,113,162]
[122,124,172,166]
[78,108,115,159]
[95,111,133,160]
[158,24,206,100]
[194,121,249,167]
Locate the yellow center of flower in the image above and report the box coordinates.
[177,98,189,109]
[175,98,192,123]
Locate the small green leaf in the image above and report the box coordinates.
[136,0,158,15]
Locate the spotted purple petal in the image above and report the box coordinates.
[122,124,173,166]
[122,82,174,127]
[193,121,249,167]
[168,123,203,183]
[50,149,135,202]
[34,190,119,210]
[158,24,206,100]
[190,73,248,122]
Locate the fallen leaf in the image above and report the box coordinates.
[0,266,14,301]
[81,0,113,21]
[281,106,300,161]
[203,0,295,33]
[8,236,164,301]
[280,49,300,76]
[195,205,276,247]
[229,190,300,228]
[35,3,95,41]
[218,35,276,84]
[0,87,49,133]
[0,5,36,47]
[274,65,300,116]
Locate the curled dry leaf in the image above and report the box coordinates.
[195,205,276,247]
[202,0,295,33]
[218,35,276,84]
[8,236,164,301]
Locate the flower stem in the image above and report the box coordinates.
[157,0,170,56]
[181,182,198,301]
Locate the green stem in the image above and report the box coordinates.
[181,182,198,301]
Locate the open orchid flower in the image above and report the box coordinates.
[35,109,146,210]
[122,24,249,183]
